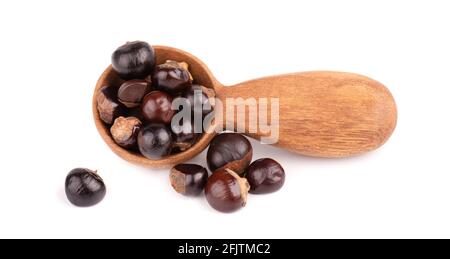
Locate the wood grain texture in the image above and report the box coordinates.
[93,45,397,168]
[216,71,397,157]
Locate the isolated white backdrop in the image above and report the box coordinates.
[0,0,449,238]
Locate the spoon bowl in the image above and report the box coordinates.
[93,46,218,168]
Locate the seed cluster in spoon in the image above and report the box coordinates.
[96,41,214,158]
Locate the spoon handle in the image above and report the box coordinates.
[215,71,397,157]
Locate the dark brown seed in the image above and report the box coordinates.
[137,124,173,159]
[96,85,125,124]
[181,84,215,117]
[245,158,285,194]
[205,168,249,213]
[171,118,199,152]
[140,91,175,124]
[206,133,253,175]
[152,60,192,95]
[170,164,208,196]
[110,116,142,149]
[117,79,151,108]
[111,41,156,80]
[65,168,106,207]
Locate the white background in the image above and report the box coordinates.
[0,0,449,239]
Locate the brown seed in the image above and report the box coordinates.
[206,133,253,175]
[180,84,215,117]
[137,124,173,159]
[152,60,192,95]
[110,116,142,149]
[245,158,285,194]
[117,79,151,108]
[170,164,208,196]
[140,91,175,124]
[205,168,250,213]
[96,85,125,124]
[171,118,200,152]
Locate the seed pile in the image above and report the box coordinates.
[65,41,286,212]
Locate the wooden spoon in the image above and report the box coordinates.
[93,45,397,168]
